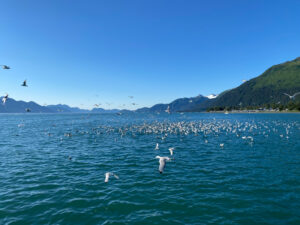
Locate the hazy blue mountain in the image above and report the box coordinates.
[0,97,53,113]
[0,98,120,113]
[46,104,90,113]
[90,108,120,113]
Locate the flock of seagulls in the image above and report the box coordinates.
[51,116,297,184]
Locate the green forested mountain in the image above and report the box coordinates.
[191,57,300,111]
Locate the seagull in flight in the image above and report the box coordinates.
[165,105,170,114]
[283,92,300,100]
[1,65,10,69]
[21,80,28,87]
[168,147,175,156]
[2,94,8,104]
[128,96,134,99]
[156,156,171,173]
[104,172,119,183]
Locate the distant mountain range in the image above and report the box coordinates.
[0,99,120,113]
[1,57,299,113]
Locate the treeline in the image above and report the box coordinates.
[206,101,300,112]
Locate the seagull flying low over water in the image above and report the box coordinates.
[283,92,300,100]
[2,94,8,104]
[1,65,10,69]
[156,156,171,173]
[168,147,175,156]
[21,80,28,87]
[165,105,170,114]
[155,143,159,150]
[104,172,119,182]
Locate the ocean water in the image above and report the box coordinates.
[0,113,300,225]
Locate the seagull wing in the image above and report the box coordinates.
[283,93,291,97]
[293,92,300,97]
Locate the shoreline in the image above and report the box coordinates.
[204,110,300,114]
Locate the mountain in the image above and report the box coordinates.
[46,104,90,113]
[190,57,300,111]
[0,98,120,113]
[136,95,209,113]
[90,108,120,113]
[0,97,53,113]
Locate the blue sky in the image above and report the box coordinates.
[0,0,300,109]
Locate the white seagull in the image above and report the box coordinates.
[168,147,175,156]
[104,172,119,183]
[2,94,8,104]
[165,105,170,114]
[155,143,159,150]
[283,92,300,100]
[155,156,171,174]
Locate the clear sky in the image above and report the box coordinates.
[0,0,300,110]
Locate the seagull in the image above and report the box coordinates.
[128,96,134,99]
[94,104,100,108]
[168,147,175,156]
[155,143,159,150]
[2,94,8,104]
[21,80,28,87]
[104,172,119,182]
[165,105,170,114]
[220,143,224,148]
[283,92,300,100]
[1,65,10,69]
[155,156,171,173]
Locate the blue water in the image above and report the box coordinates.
[0,113,300,224]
